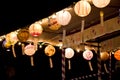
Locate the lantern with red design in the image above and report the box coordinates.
[29,22,43,37]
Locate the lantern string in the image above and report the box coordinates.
[88,61,93,71]
[21,43,25,55]
[12,44,16,58]
[81,19,85,43]
[104,63,109,73]
[30,56,34,66]
[49,57,53,68]
[68,59,71,70]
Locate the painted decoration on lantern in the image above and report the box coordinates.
[48,16,61,30]
[100,51,109,61]
[56,10,71,26]
[65,48,74,59]
[114,50,120,60]
[17,29,29,42]
[29,22,43,37]
[83,49,93,60]
[92,0,111,8]
[44,45,56,56]
[24,44,36,56]
[74,0,91,17]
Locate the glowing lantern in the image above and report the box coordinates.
[100,51,109,73]
[56,10,71,26]
[29,22,43,37]
[2,40,11,48]
[17,29,29,42]
[6,32,18,58]
[74,0,91,17]
[114,50,120,60]
[65,48,74,70]
[48,15,61,30]
[83,49,93,71]
[92,0,111,8]
[44,45,56,68]
[24,44,36,66]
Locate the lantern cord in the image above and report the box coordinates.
[49,57,53,68]
[12,44,16,58]
[100,10,104,27]
[88,61,93,71]
[68,59,71,70]
[104,63,109,73]
[30,56,34,66]
[22,43,25,55]
[81,19,85,43]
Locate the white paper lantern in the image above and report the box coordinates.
[65,48,74,59]
[92,0,111,8]
[83,49,93,60]
[56,10,71,26]
[24,44,36,56]
[29,22,43,37]
[74,0,91,17]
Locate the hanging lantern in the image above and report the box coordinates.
[65,48,74,70]
[24,44,36,66]
[17,29,29,42]
[114,50,120,61]
[92,0,111,8]
[74,0,91,17]
[48,15,61,30]
[83,49,93,71]
[100,51,109,73]
[56,10,71,26]
[29,22,43,37]
[6,32,18,58]
[44,44,56,68]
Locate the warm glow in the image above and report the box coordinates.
[65,48,74,59]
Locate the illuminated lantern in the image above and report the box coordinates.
[100,51,109,61]
[17,29,29,42]
[56,10,71,26]
[65,48,74,70]
[100,51,109,73]
[92,0,111,8]
[6,32,18,58]
[114,50,120,60]
[29,22,43,37]
[48,15,61,30]
[2,40,11,48]
[74,0,91,17]
[24,44,36,66]
[83,49,93,71]
[44,45,56,68]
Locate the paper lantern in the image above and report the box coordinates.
[29,22,43,37]
[83,49,93,71]
[24,44,36,66]
[44,45,56,68]
[114,50,120,60]
[100,51,109,61]
[17,29,29,42]
[56,10,71,26]
[65,48,74,70]
[92,0,111,8]
[48,16,61,30]
[6,32,18,58]
[74,0,91,17]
